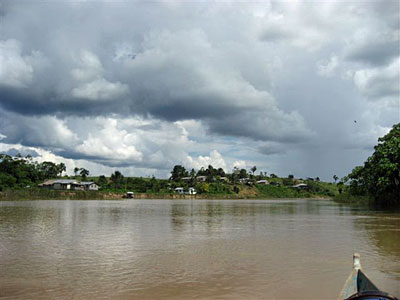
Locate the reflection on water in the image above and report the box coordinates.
[0,199,399,299]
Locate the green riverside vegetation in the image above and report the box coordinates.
[0,154,336,200]
[335,123,400,208]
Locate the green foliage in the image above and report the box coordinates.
[0,154,69,190]
[333,175,338,183]
[251,166,257,175]
[79,168,89,181]
[239,168,248,179]
[110,170,124,188]
[346,123,400,207]
[0,172,17,191]
[97,175,108,186]
[170,165,188,181]
[282,178,294,186]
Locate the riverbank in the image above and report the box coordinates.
[0,187,332,201]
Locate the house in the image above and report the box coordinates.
[175,187,184,194]
[239,178,250,184]
[256,180,269,185]
[293,183,309,189]
[38,179,58,188]
[181,177,192,182]
[78,182,99,191]
[219,177,229,182]
[38,179,98,191]
[51,179,78,190]
[196,176,207,182]
[188,187,197,195]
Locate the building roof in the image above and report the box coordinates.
[79,181,96,185]
[39,179,58,186]
[293,183,308,188]
[55,179,78,184]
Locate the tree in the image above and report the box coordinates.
[288,174,294,179]
[39,161,59,179]
[110,171,124,187]
[79,168,89,181]
[216,168,225,177]
[251,166,257,175]
[97,175,107,187]
[57,163,66,177]
[333,175,338,183]
[170,165,188,181]
[74,167,80,177]
[239,169,248,179]
[346,123,400,206]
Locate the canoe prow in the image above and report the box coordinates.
[339,253,398,300]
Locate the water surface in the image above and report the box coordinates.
[0,199,399,299]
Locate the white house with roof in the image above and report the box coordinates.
[174,187,197,195]
[39,180,99,191]
[175,187,184,194]
[256,180,269,185]
[196,176,207,182]
[73,182,99,191]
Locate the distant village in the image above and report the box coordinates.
[39,179,99,191]
[1,154,332,198]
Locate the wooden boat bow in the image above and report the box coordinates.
[339,253,398,300]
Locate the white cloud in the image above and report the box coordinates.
[186,150,227,171]
[71,50,129,100]
[71,50,103,82]
[233,160,247,170]
[71,78,129,101]
[75,119,143,161]
[0,39,34,87]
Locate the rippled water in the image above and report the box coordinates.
[0,199,399,299]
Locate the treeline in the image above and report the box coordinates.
[336,123,400,207]
[97,171,170,193]
[0,152,333,197]
[0,154,66,191]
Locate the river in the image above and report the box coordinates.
[0,199,399,299]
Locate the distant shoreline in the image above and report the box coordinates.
[0,189,331,201]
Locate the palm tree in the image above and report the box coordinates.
[251,166,257,175]
[57,163,66,177]
[79,168,89,181]
[333,175,339,183]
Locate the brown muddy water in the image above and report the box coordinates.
[0,199,399,299]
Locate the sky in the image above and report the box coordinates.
[0,0,399,181]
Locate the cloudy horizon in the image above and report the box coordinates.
[0,0,399,180]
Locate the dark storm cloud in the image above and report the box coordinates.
[0,1,398,180]
[1,147,39,157]
[0,85,123,117]
[346,40,399,66]
[0,1,312,143]
[259,27,293,42]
